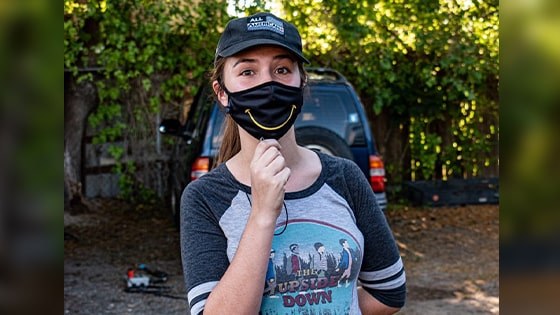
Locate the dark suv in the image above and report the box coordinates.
[160,68,387,223]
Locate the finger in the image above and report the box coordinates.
[253,139,281,161]
[253,144,283,170]
[277,166,291,186]
[264,147,286,169]
[266,153,287,175]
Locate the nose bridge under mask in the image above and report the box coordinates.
[223,81,304,140]
[226,81,293,98]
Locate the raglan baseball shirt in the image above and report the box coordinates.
[181,152,406,314]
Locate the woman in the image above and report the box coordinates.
[181,12,406,314]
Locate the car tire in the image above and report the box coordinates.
[168,166,183,227]
[167,143,189,228]
[296,127,354,160]
[169,182,181,226]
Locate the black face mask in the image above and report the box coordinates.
[224,81,303,140]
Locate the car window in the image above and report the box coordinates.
[297,85,365,146]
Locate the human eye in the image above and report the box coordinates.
[240,69,255,76]
[275,66,292,75]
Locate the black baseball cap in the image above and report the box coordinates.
[215,12,310,65]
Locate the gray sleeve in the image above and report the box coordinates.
[180,177,230,314]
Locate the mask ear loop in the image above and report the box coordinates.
[218,81,232,114]
[301,76,308,89]
[218,80,231,95]
[245,193,288,236]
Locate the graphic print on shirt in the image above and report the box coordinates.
[261,220,362,314]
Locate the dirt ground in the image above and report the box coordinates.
[389,205,499,314]
[64,199,498,314]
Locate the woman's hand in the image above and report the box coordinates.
[204,139,290,314]
[249,139,291,223]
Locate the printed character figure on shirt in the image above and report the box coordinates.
[336,239,354,287]
[287,243,303,279]
[312,242,328,277]
[264,248,278,296]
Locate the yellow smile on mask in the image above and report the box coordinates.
[244,105,297,131]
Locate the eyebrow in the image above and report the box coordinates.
[232,54,296,68]
[232,58,256,68]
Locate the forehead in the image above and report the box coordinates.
[227,45,296,63]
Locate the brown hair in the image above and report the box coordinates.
[210,57,308,166]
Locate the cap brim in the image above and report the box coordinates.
[218,38,310,64]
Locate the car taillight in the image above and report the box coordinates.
[369,155,386,193]
[191,157,210,181]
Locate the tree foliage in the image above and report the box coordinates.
[280,0,498,181]
[64,0,499,202]
[64,0,229,201]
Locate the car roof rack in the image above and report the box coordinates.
[305,67,347,83]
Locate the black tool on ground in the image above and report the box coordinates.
[137,263,168,283]
[124,265,187,301]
